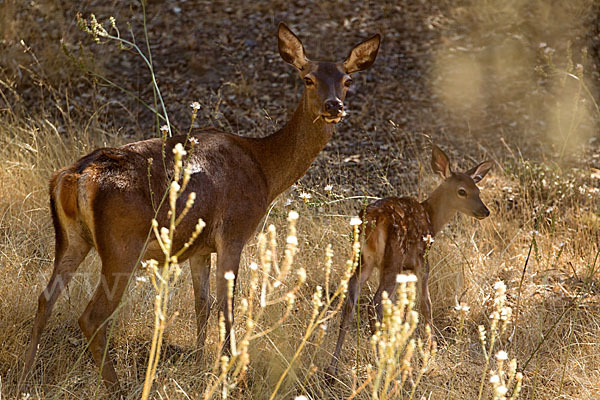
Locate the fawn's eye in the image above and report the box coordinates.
[458,188,467,197]
[304,77,314,86]
[344,78,353,87]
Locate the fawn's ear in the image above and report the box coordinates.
[466,160,494,183]
[343,34,381,74]
[278,23,308,71]
[431,144,452,179]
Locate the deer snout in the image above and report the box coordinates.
[476,205,490,219]
[324,99,344,117]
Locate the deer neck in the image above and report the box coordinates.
[256,91,334,202]
[422,185,457,236]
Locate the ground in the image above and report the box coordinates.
[0,0,599,399]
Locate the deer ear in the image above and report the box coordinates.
[278,23,308,70]
[466,160,494,183]
[343,34,381,74]
[431,145,452,179]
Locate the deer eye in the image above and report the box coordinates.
[344,78,353,87]
[304,77,315,86]
[457,188,467,197]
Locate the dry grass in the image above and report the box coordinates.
[1,0,599,399]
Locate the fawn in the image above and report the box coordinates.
[327,144,493,376]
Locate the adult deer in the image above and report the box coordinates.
[22,23,381,390]
[326,145,493,377]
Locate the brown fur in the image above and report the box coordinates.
[21,23,381,393]
[326,145,493,377]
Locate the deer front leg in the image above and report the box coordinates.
[417,258,433,328]
[190,252,212,360]
[215,240,244,356]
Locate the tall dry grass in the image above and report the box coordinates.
[1,1,599,399]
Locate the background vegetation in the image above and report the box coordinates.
[0,0,598,398]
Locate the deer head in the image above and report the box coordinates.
[431,144,493,220]
[277,22,381,124]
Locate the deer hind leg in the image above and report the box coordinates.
[77,238,143,392]
[326,250,376,377]
[190,252,212,360]
[22,228,90,384]
[370,243,403,333]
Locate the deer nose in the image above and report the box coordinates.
[324,99,343,115]
[482,207,490,218]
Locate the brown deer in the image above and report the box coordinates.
[326,145,493,376]
[21,23,381,391]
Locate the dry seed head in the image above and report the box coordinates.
[224,271,235,281]
[478,325,487,344]
[396,274,418,283]
[287,292,296,305]
[160,227,170,246]
[495,385,508,397]
[297,267,307,284]
[349,217,362,226]
[500,306,512,321]
[169,181,180,208]
[288,210,299,221]
[494,280,507,294]
[173,142,187,158]
[515,372,523,381]
[182,166,192,188]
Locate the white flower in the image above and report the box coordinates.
[454,304,470,313]
[284,198,292,207]
[489,374,500,384]
[249,262,258,271]
[495,385,508,396]
[324,184,333,192]
[299,192,312,202]
[286,235,298,245]
[350,217,362,226]
[422,234,434,244]
[136,276,148,283]
[288,210,299,220]
[496,350,508,361]
[224,271,235,280]
[494,281,506,292]
[160,125,169,133]
[189,137,199,145]
[295,396,308,400]
[190,101,201,110]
